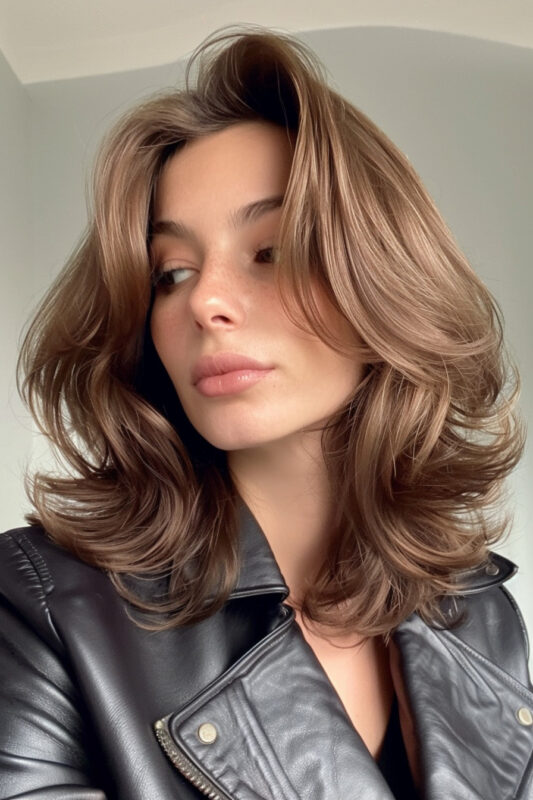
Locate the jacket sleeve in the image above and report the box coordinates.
[0,533,108,799]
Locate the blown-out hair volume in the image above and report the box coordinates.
[19,27,525,634]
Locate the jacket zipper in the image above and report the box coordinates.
[154,716,232,800]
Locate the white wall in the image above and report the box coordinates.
[0,50,33,528]
[3,26,532,641]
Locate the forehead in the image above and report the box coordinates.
[153,121,293,220]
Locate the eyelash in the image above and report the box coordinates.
[254,245,278,264]
[152,246,278,288]
[153,266,194,289]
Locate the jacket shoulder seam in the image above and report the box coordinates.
[2,530,63,649]
[11,531,55,595]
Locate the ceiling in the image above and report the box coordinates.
[1,0,532,84]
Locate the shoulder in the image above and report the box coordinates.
[395,551,531,690]
[441,552,531,688]
[0,525,115,650]
[0,524,107,591]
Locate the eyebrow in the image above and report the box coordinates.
[150,194,284,244]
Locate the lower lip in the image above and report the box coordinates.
[195,369,273,398]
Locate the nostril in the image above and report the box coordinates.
[211,314,232,324]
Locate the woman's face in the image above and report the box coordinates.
[150,120,364,452]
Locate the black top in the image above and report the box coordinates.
[377,695,420,799]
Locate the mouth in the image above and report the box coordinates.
[192,352,274,398]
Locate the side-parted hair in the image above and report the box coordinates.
[19,26,525,635]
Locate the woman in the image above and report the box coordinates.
[0,26,530,800]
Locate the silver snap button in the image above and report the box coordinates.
[485,562,500,576]
[516,707,533,727]
[197,722,218,744]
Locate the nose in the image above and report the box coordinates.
[188,257,246,331]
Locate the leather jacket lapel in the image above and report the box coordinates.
[156,610,396,800]
[155,507,397,798]
[394,613,533,799]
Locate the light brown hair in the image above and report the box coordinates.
[19,26,525,634]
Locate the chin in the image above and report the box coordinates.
[185,414,282,453]
[197,430,272,453]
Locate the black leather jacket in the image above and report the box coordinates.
[1,506,532,799]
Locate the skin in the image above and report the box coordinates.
[150,121,395,758]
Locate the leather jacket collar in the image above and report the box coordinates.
[228,503,289,600]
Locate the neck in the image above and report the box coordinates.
[228,431,335,605]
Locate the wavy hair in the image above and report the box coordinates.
[19,26,525,634]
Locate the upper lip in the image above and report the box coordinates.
[192,353,273,384]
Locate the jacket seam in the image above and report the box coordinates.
[226,681,300,799]
[439,623,533,704]
[13,531,55,594]
[4,531,64,650]
[168,614,294,727]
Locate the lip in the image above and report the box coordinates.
[192,352,274,398]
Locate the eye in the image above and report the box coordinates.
[152,266,196,289]
[254,246,278,264]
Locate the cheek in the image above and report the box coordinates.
[319,353,363,396]
[302,336,364,399]
[150,300,185,376]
